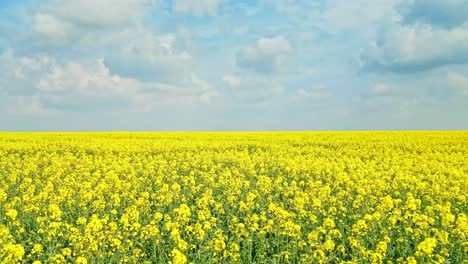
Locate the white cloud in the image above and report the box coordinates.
[190,73,218,102]
[318,0,400,36]
[447,72,468,96]
[256,36,291,54]
[233,26,249,35]
[357,0,468,73]
[271,0,320,15]
[131,73,218,111]
[359,70,468,111]
[33,13,69,41]
[399,0,468,29]
[0,50,54,95]
[27,0,206,101]
[31,0,157,46]
[38,59,140,97]
[42,0,153,28]
[225,75,284,105]
[371,83,396,94]
[0,51,217,113]
[105,29,193,83]
[296,88,330,100]
[7,96,50,114]
[174,0,224,16]
[288,87,332,108]
[223,75,241,87]
[361,24,468,72]
[236,36,291,73]
[19,0,209,110]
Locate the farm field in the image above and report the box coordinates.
[0,132,467,263]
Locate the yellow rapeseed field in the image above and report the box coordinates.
[0,132,467,264]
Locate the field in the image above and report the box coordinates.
[0,132,467,263]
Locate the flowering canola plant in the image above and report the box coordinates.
[0,132,467,263]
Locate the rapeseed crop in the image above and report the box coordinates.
[0,132,467,263]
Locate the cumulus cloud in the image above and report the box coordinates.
[236,36,291,74]
[359,71,468,109]
[174,0,224,16]
[0,51,216,113]
[224,75,284,104]
[359,0,468,73]
[30,0,157,49]
[29,1,195,84]
[103,29,193,83]
[287,86,332,110]
[223,75,241,87]
[0,50,54,96]
[131,73,218,112]
[318,0,399,36]
[371,83,397,95]
[361,24,468,73]
[40,0,154,28]
[8,0,213,113]
[38,59,141,97]
[296,88,331,100]
[7,96,50,114]
[399,0,468,29]
[1,51,144,98]
[447,72,468,96]
[33,13,69,41]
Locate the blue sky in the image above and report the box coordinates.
[0,0,467,131]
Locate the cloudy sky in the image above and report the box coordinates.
[1,0,467,131]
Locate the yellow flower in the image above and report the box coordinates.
[376,241,387,255]
[323,239,335,251]
[170,249,187,264]
[48,204,63,221]
[0,189,7,202]
[61,248,72,257]
[31,244,43,255]
[76,217,87,225]
[210,238,226,252]
[352,220,368,235]
[76,257,88,264]
[111,238,122,249]
[416,237,438,255]
[2,243,25,261]
[6,209,18,220]
[323,217,336,229]
[406,256,417,264]
[174,204,191,223]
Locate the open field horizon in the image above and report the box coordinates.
[1,130,468,133]
[1,0,468,263]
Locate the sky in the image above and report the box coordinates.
[0,0,467,131]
